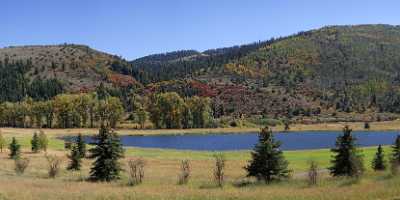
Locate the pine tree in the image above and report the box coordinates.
[9,137,21,159]
[76,133,86,158]
[67,144,82,170]
[391,135,400,164]
[89,125,124,181]
[372,145,386,171]
[329,126,364,177]
[245,127,291,183]
[31,132,40,153]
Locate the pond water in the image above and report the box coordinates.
[77,130,400,151]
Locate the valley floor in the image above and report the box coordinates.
[0,121,400,200]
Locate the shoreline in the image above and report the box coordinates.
[1,120,400,137]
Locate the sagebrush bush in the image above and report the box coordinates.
[307,160,318,186]
[178,159,191,185]
[391,160,400,176]
[14,157,29,175]
[38,130,48,152]
[46,155,62,178]
[213,154,225,187]
[127,158,145,186]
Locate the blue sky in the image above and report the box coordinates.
[2,0,399,59]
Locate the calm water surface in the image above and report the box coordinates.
[79,131,400,151]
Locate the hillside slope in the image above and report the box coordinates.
[132,24,400,120]
[0,44,138,92]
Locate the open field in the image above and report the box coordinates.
[0,125,400,199]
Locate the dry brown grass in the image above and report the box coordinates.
[0,147,399,200]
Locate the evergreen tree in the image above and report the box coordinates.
[9,137,21,159]
[89,125,124,181]
[372,145,386,171]
[329,126,364,177]
[136,108,148,129]
[76,133,86,158]
[67,144,82,170]
[31,132,40,153]
[96,83,109,100]
[391,135,400,164]
[245,127,291,183]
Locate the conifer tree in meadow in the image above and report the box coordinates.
[9,137,21,159]
[329,126,364,177]
[245,127,291,183]
[372,145,386,171]
[76,133,86,158]
[390,135,400,175]
[31,131,40,153]
[391,135,400,164]
[67,144,82,170]
[89,125,124,181]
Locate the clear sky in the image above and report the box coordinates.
[2,0,399,60]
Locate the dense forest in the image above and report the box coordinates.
[0,59,64,102]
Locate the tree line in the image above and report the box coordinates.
[0,93,123,128]
[0,89,214,129]
[147,92,214,129]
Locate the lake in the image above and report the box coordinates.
[77,130,400,151]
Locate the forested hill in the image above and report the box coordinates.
[131,40,277,84]
[131,24,400,119]
[3,24,400,123]
[0,44,139,102]
[132,24,400,84]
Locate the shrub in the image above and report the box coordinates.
[46,155,62,178]
[178,159,191,185]
[64,141,72,150]
[390,160,400,176]
[38,130,48,152]
[0,130,6,153]
[14,157,29,175]
[213,153,225,187]
[364,122,370,129]
[283,119,290,131]
[127,158,145,186]
[307,160,319,186]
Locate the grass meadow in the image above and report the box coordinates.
[0,123,400,200]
